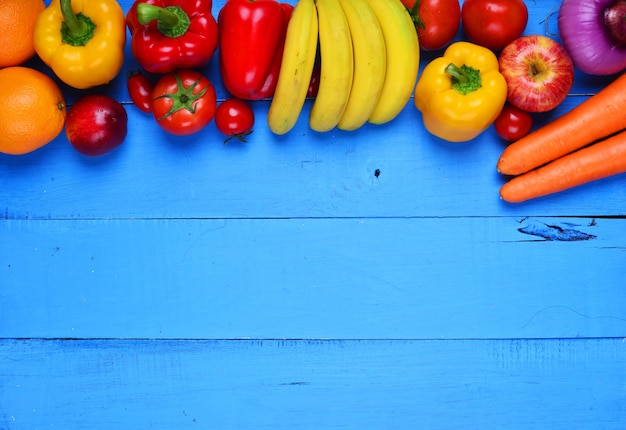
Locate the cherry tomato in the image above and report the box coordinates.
[402,0,461,51]
[494,104,533,142]
[461,0,528,51]
[151,69,217,136]
[215,98,255,142]
[127,70,153,113]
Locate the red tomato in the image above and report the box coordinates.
[494,104,533,142]
[215,98,255,142]
[401,0,461,51]
[127,70,153,113]
[461,0,528,51]
[151,69,217,136]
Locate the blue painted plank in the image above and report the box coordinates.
[2,1,625,428]
[1,338,625,430]
[2,94,626,219]
[2,217,624,339]
[3,0,624,220]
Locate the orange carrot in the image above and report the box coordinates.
[497,72,626,176]
[500,129,626,203]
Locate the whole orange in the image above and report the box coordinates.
[0,67,66,155]
[0,0,46,68]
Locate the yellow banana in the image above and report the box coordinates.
[336,0,387,131]
[366,0,420,125]
[309,0,354,132]
[267,0,319,135]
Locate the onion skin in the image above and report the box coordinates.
[558,0,626,75]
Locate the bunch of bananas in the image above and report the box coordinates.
[267,0,420,135]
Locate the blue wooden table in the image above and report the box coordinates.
[2,0,625,428]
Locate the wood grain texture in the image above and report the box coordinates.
[2,96,626,220]
[1,217,624,340]
[2,338,625,430]
[1,0,625,429]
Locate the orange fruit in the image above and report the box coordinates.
[0,0,46,68]
[0,67,66,155]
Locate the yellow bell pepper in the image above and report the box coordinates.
[34,0,126,89]
[414,42,507,143]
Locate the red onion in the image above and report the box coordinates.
[558,0,626,75]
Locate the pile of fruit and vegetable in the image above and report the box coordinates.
[1,0,625,203]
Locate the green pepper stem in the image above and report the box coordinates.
[136,3,190,38]
[60,0,86,35]
[60,0,96,46]
[445,63,482,95]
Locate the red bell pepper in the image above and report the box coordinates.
[126,0,218,74]
[218,0,293,100]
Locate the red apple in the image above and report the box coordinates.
[66,94,128,156]
[498,35,575,113]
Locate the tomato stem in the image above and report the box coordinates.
[155,72,209,120]
[224,130,253,144]
[406,0,425,29]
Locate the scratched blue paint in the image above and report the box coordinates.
[518,220,597,241]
